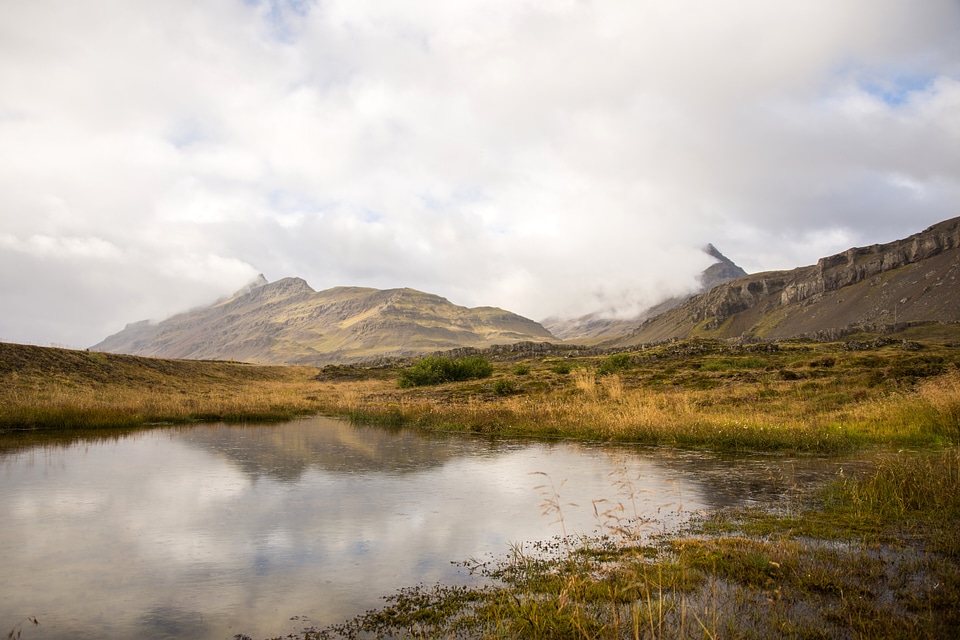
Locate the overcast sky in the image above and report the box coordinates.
[2,0,959,349]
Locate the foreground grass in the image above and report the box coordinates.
[305,449,960,639]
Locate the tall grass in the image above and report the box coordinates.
[342,368,960,453]
[822,449,960,535]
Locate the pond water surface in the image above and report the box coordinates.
[1,417,857,639]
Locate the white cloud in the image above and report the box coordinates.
[1,0,958,347]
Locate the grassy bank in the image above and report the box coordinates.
[2,339,959,454]
[329,338,960,454]
[0,342,328,429]
[308,448,960,639]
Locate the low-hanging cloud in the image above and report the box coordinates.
[1,0,958,347]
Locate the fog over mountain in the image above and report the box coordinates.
[2,1,959,348]
[543,244,747,343]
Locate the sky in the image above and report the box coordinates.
[2,0,959,349]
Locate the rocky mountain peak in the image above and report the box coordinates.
[230,273,269,298]
[265,276,315,293]
[700,244,748,292]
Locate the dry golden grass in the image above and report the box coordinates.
[337,342,960,452]
[0,343,334,428]
[3,339,959,454]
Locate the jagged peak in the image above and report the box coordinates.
[700,244,748,291]
[262,276,315,294]
[703,243,741,267]
[221,276,316,304]
[224,273,269,300]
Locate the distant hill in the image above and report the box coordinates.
[92,278,557,365]
[605,216,960,346]
[542,244,747,343]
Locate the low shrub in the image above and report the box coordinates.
[550,361,572,375]
[598,353,632,376]
[494,378,518,395]
[398,355,494,388]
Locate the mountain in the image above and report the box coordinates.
[92,278,557,365]
[542,244,747,343]
[605,216,960,346]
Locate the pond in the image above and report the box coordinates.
[0,417,857,639]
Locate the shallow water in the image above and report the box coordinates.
[0,417,858,639]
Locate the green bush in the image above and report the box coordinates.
[598,353,632,375]
[551,361,572,375]
[494,378,518,395]
[512,363,531,376]
[398,355,494,388]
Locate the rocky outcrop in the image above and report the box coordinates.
[610,216,960,346]
[790,218,960,304]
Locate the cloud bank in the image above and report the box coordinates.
[1,0,958,347]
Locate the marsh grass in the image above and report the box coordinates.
[309,449,960,639]
[0,376,329,429]
[5,616,39,640]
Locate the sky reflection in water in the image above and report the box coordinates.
[0,417,849,639]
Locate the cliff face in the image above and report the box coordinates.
[612,216,960,345]
[791,218,960,303]
[92,278,557,365]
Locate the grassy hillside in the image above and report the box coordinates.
[0,342,330,429]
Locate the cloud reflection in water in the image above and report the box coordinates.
[0,416,853,639]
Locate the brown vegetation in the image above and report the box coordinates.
[3,338,959,456]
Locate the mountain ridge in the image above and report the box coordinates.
[607,216,960,346]
[92,217,960,365]
[92,280,557,365]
